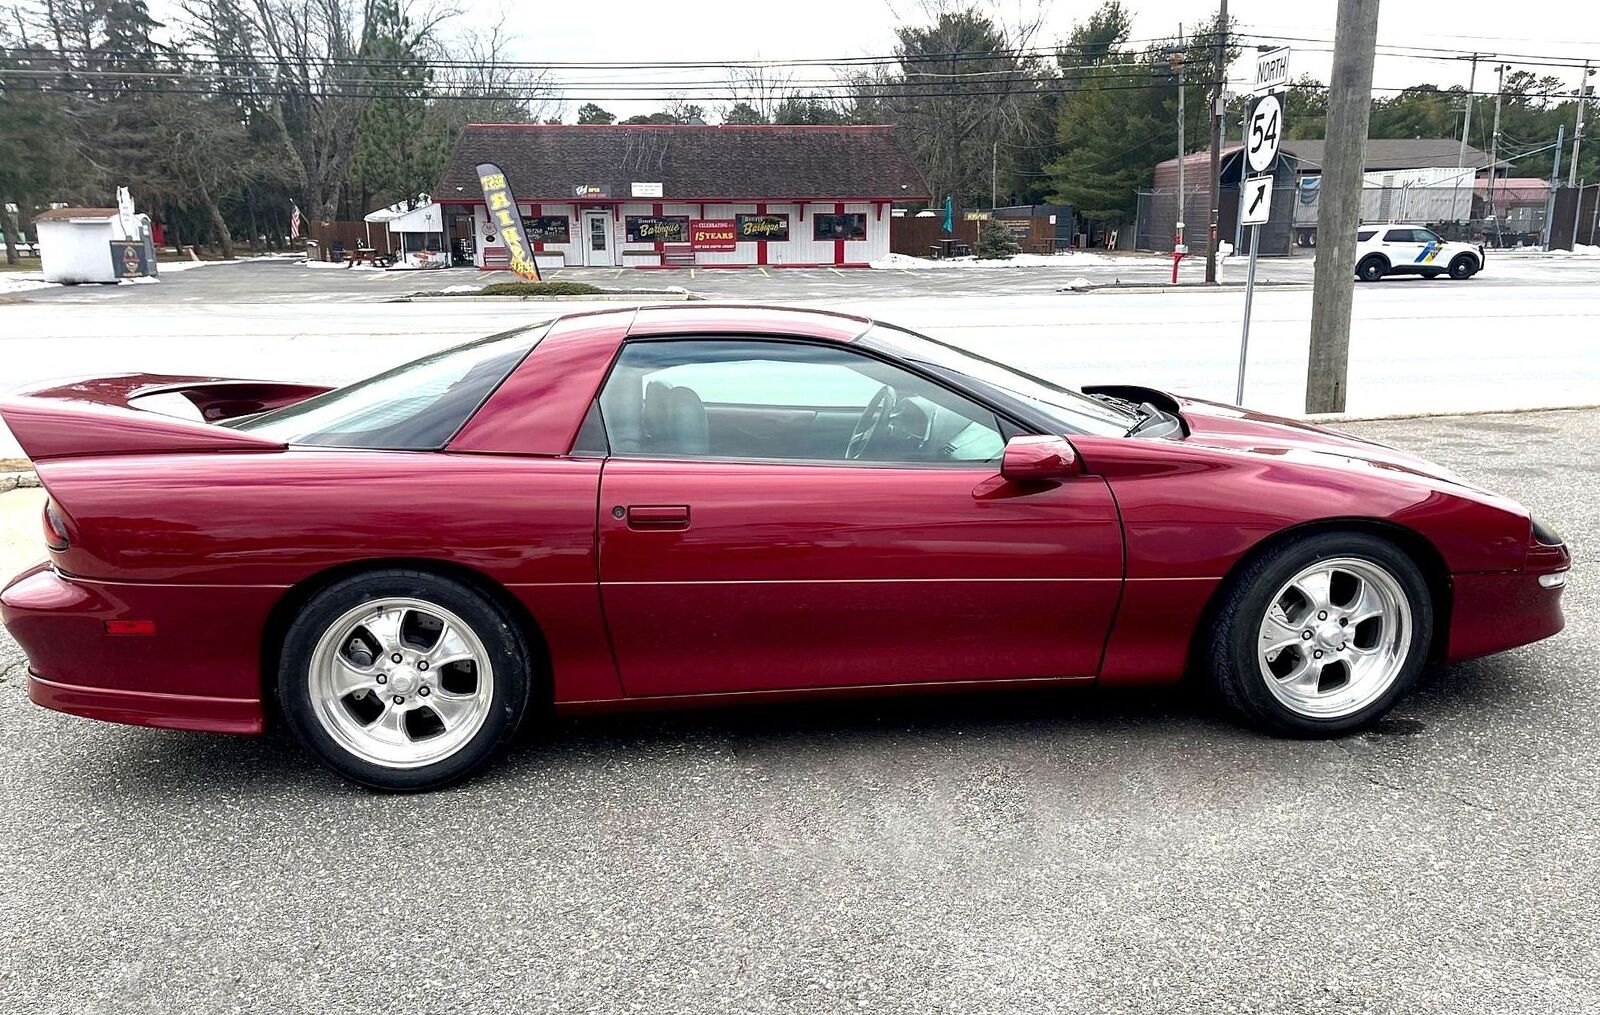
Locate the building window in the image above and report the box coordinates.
[522,216,570,244]
[735,214,789,242]
[813,213,867,241]
[625,215,690,243]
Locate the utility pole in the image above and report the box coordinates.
[1206,0,1229,284]
[1304,0,1379,415]
[1172,27,1187,284]
[1455,53,1479,233]
[1489,63,1507,246]
[1543,123,1563,249]
[991,140,998,211]
[1571,64,1593,188]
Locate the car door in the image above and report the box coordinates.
[1381,227,1427,268]
[591,336,1125,697]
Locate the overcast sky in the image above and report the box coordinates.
[502,0,1598,118]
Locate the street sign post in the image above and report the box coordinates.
[1241,177,1273,226]
[1236,71,1289,404]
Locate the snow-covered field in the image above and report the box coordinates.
[1,274,1597,459]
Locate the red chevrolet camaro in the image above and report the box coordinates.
[0,305,1571,790]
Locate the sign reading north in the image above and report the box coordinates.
[1253,47,1291,93]
[1241,177,1274,226]
[1246,92,1284,174]
[476,162,540,280]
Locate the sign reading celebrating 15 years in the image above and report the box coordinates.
[690,220,737,251]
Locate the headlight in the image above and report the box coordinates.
[1531,517,1564,546]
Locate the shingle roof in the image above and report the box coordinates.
[436,124,930,203]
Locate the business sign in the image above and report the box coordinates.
[477,162,540,280]
[572,184,610,199]
[1253,47,1290,93]
[625,215,689,243]
[1246,92,1284,174]
[109,239,152,278]
[962,210,991,221]
[735,213,789,242]
[631,182,663,198]
[522,215,570,244]
[1241,177,1273,226]
[690,219,737,251]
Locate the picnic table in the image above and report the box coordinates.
[931,239,971,258]
[347,247,392,268]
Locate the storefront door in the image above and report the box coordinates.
[584,211,613,267]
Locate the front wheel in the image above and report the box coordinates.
[277,569,533,791]
[1207,533,1433,736]
[1449,254,1478,280]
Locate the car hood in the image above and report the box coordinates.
[1168,394,1481,490]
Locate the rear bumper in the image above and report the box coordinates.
[1446,565,1568,663]
[2,562,273,735]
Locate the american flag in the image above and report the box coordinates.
[290,204,301,240]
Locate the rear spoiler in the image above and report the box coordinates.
[0,374,332,462]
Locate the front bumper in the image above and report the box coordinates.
[2,562,273,734]
[1446,545,1569,662]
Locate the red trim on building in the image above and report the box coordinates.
[531,202,543,251]
[755,202,767,266]
[833,202,845,266]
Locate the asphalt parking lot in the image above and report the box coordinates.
[12,248,1598,307]
[0,406,1593,1013]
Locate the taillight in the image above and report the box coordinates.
[42,499,69,551]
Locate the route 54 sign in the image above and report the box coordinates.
[1247,91,1285,174]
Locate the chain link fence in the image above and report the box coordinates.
[1137,178,1583,256]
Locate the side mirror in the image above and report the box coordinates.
[1000,435,1080,481]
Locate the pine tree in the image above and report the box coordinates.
[975,220,1020,259]
[350,0,438,211]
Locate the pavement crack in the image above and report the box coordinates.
[0,658,28,685]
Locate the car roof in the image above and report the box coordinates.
[628,303,874,343]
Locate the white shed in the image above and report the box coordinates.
[386,202,447,269]
[35,207,151,284]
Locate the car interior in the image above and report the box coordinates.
[596,341,1009,464]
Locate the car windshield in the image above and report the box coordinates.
[859,324,1138,437]
[225,324,547,448]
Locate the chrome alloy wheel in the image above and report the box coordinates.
[1256,557,1412,719]
[308,597,495,769]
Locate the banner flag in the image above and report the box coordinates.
[476,163,541,281]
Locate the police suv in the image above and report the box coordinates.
[1353,224,1484,281]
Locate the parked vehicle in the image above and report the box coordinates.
[1354,224,1484,281]
[0,306,1567,790]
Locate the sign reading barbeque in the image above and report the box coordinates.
[476,162,541,281]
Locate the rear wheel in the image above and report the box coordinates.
[1207,532,1432,736]
[277,569,532,791]
[1356,256,1387,282]
[1449,253,1478,279]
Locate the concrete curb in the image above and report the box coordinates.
[1304,403,1600,425]
[391,290,697,303]
[0,471,40,493]
[1061,280,1313,294]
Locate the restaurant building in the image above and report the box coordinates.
[434,123,928,269]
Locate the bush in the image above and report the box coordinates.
[477,281,603,297]
[974,221,1021,260]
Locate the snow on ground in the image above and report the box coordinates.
[2,278,1597,459]
[0,273,60,296]
[870,251,1126,270]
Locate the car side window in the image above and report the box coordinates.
[597,339,1008,465]
[1382,228,1416,243]
[1357,229,1378,242]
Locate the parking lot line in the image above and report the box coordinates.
[758,267,771,278]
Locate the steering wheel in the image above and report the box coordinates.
[845,385,897,461]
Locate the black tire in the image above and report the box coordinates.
[1206,532,1433,737]
[1449,253,1477,280]
[1420,268,1442,279]
[277,569,533,791]
[1355,255,1387,282]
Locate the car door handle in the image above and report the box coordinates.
[624,504,691,530]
